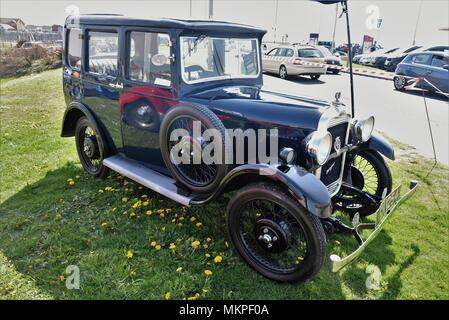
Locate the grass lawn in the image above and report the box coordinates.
[0,69,448,300]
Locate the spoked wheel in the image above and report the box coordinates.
[75,117,109,178]
[335,149,392,217]
[279,65,288,79]
[394,76,406,91]
[167,115,219,187]
[227,183,326,283]
[160,104,229,194]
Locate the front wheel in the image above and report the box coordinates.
[226,183,326,283]
[394,76,406,91]
[336,149,392,216]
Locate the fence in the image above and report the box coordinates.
[0,29,62,45]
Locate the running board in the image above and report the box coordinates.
[103,155,192,206]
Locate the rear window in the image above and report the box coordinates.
[431,55,449,68]
[88,31,119,77]
[298,49,323,58]
[67,28,82,69]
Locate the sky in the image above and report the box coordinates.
[1,0,448,49]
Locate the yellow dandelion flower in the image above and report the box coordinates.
[166,208,172,213]
[122,197,128,203]
[203,244,209,249]
[59,273,65,282]
[214,256,223,263]
[129,212,136,218]
[126,250,134,259]
[155,244,162,251]
[335,240,341,245]
[141,194,148,198]
[160,213,165,218]
[190,216,196,222]
[202,289,208,293]
[150,241,157,247]
[205,253,211,258]
[111,207,117,212]
[165,292,171,300]
[75,175,80,179]
[98,189,104,193]
[169,243,176,250]
[225,241,229,248]
[157,209,165,214]
[206,237,212,242]
[179,217,185,221]
[191,240,200,249]
[142,201,149,206]
[66,178,73,182]
[101,222,108,228]
[171,219,176,223]
[176,267,183,273]
[187,294,199,300]
[68,181,75,186]
[204,270,213,276]
[146,210,153,216]
[196,222,203,228]
[105,186,112,191]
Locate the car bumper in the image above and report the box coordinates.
[287,64,327,75]
[330,180,418,272]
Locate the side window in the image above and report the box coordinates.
[411,54,431,65]
[267,48,278,56]
[285,49,294,57]
[127,31,171,86]
[67,28,82,69]
[277,48,287,56]
[430,55,447,68]
[88,31,119,77]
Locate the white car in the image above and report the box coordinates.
[262,45,327,80]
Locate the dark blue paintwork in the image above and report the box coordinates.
[61,15,392,218]
[395,52,449,94]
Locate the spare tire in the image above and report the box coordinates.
[160,104,229,194]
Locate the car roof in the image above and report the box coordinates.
[407,51,449,57]
[65,15,266,35]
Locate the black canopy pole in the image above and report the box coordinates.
[342,1,355,118]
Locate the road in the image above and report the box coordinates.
[263,73,449,166]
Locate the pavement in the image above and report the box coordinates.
[263,72,449,166]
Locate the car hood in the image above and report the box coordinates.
[185,85,331,131]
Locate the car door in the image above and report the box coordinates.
[82,28,124,150]
[407,53,433,90]
[427,54,449,93]
[120,29,176,172]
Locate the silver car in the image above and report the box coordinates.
[262,45,327,80]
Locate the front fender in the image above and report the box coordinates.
[191,164,332,219]
[363,132,395,160]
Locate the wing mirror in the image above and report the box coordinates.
[442,64,449,71]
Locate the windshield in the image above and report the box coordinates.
[318,46,332,56]
[298,49,324,58]
[180,36,259,84]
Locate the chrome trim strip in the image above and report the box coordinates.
[103,155,192,207]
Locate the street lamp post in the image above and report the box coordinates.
[412,0,423,45]
[208,0,213,20]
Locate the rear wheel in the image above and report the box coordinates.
[279,65,288,79]
[75,117,109,178]
[394,76,406,91]
[310,75,321,80]
[226,183,326,283]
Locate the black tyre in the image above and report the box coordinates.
[331,70,340,75]
[279,65,288,79]
[337,149,392,216]
[226,183,326,283]
[160,104,229,194]
[310,75,321,80]
[394,76,406,91]
[75,117,109,178]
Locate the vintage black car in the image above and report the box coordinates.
[61,14,417,283]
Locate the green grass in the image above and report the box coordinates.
[0,69,448,300]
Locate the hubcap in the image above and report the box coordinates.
[83,136,98,159]
[255,218,290,253]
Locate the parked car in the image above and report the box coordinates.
[62,15,416,283]
[315,45,342,74]
[424,46,449,53]
[373,48,400,69]
[20,41,45,50]
[263,45,327,79]
[384,46,422,72]
[393,51,449,94]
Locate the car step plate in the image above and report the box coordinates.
[103,155,192,206]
